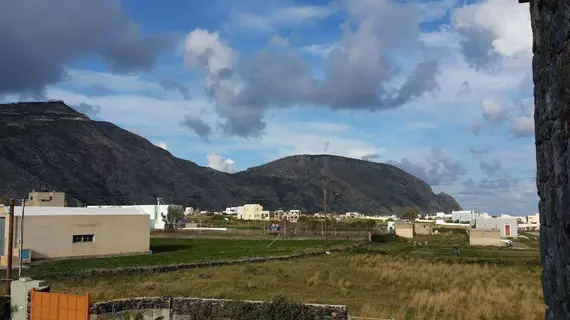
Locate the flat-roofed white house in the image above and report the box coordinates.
[0,206,150,264]
[87,204,181,229]
[475,217,518,238]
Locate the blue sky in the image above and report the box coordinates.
[0,0,536,215]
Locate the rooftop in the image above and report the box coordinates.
[0,206,148,216]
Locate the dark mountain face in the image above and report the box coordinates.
[0,101,462,214]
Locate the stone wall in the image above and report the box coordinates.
[530,0,570,318]
[90,296,348,320]
[33,243,365,280]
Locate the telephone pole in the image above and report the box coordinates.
[6,199,15,295]
[324,188,328,246]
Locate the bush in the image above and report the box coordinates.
[370,233,396,243]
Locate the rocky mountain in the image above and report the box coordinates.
[0,101,462,214]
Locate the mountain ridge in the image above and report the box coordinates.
[0,101,462,214]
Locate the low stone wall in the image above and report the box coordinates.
[36,243,365,279]
[90,296,348,320]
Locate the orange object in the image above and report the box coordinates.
[30,288,89,320]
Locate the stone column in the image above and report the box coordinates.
[530,0,570,319]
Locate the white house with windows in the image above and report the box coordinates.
[475,216,518,238]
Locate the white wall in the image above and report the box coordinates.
[475,217,518,237]
[87,204,171,229]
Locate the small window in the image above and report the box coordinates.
[29,196,33,200]
[72,234,94,243]
[49,196,53,201]
[484,231,490,238]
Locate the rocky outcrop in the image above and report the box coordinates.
[530,0,570,318]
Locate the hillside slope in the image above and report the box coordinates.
[235,155,461,214]
[0,101,461,214]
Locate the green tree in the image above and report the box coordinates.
[401,207,420,220]
[162,205,185,230]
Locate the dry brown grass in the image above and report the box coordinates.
[52,253,543,319]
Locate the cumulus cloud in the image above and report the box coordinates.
[206,153,236,173]
[510,116,534,138]
[451,0,531,69]
[387,148,467,185]
[481,99,508,124]
[509,98,534,138]
[0,0,174,96]
[361,153,383,161]
[153,141,169,151]
[182,115,213,141]
[72,103,101,116]
[159,79,190,99]
[184,0,440,137]
[462,159,519,194]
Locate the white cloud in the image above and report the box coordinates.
[302,43,342,57]
[206,153,236,173]
[184,29,236,74]
[228,4,336,32]
[63,69,163,93]
[153,141,169,151]
[452,0,532,59]
[481,99,508,123]
[510,116,534,137]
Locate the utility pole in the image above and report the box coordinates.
[6,199,15,295]
[18,198,26,277]
[324,188,328,246]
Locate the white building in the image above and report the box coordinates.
[284,210,300,222]
[475,217,518,238]
[452,210,489,224]
[238,204,263,220]
[225,207,239,215]
[527,213,539,225]
[184,207,194,215]
[346,212,363,218]
[87,204,179,229]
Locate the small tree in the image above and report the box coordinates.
[162,205,185,230]
[401,207,420,220]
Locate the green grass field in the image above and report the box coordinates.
[26,238,345,275]
[24,234,544,319]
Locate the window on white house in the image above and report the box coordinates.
[72,234,94,243]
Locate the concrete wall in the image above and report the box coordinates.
[395,223,413,238]
[3,214,149,260]
[469,229,502,247]
[87,204,171,229]
[531,1,570,318]
[475,217,518,237]
[414,222,433,235]
[27,192,65,207]
[90,297,349,320]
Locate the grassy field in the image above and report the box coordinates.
[26,238,346,275]
[31,233,544,319]
[52,251,543,319]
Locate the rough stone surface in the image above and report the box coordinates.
[90,297,349,320]
[34,244,365,280]
[531,1,570,319]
